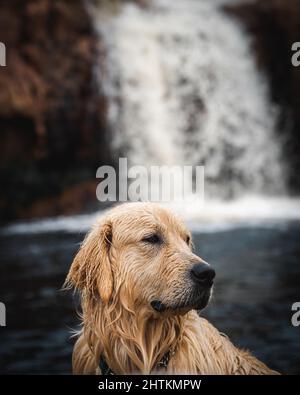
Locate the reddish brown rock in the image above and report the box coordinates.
[0,0,111,222]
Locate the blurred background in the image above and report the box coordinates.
[0,0,300,374]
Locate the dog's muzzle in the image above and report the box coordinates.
[150,262,215,313]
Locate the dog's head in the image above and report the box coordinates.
[65,202,215,316]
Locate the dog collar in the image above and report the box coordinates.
[99,349,173,375]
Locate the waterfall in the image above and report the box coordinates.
[94,0,285,202]
[4,0,300,236]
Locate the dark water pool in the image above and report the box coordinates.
[0,222,300,374]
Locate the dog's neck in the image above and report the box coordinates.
[81,294,189,374]
[77,296,277,375]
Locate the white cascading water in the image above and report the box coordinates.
[95,0,285,204]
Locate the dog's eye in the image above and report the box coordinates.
[142,234,162,244]
[186,235,191,245]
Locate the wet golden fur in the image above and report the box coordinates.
[64,202,278,375]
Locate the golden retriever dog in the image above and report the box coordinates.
[64,202,278,375]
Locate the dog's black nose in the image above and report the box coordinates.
[191,263,215,287]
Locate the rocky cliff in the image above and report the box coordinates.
[0,0,110,222]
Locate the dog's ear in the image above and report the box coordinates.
[64,220,113,304]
